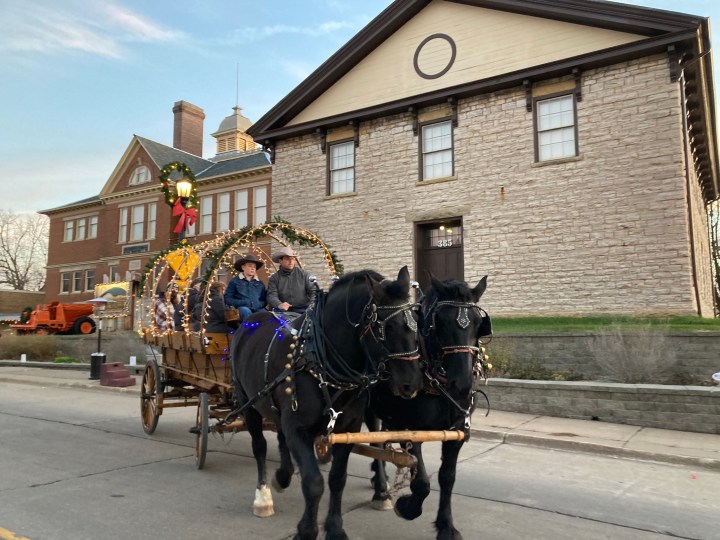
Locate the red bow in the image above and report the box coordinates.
[173,199,197,233]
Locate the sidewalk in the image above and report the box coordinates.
[2,362,719,471]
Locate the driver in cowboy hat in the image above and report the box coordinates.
[224,253,268,321]
[267,246,315,314]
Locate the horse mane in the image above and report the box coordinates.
[426,278,475,303]
[332,269,409,302]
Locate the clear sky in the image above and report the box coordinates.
[1,0,717,213]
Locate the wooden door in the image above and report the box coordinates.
[415,219,464,292]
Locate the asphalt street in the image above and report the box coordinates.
[0,381,718,540]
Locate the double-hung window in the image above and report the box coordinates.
[130,205,144,242]
[328,141,355,195]
[217,193,230,231]
[61,272,71,293]
[235,190,248,228]
[536,94,577,162]
[421,120,453,180]
[64,220,74,242]
[88,216,98,239]
[253,187,267,225]
[200,196,213,234]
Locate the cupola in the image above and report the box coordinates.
[211,106,256,155]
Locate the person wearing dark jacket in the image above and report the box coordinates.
[224,254,267,321]
[204,281,233,333]
[267,247,315,314]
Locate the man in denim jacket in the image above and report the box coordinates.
[224,253,267,321]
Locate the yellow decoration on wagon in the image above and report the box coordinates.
[165,248,201,291]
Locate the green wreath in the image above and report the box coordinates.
[158,161,198,208]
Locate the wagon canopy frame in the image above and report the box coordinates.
[137,219,343,338]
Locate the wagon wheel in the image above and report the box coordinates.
[195,392,209,470]
[140,359,163,434]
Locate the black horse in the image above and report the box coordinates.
[367,275,490,540]
[230,266,424,540]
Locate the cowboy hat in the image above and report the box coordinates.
[271,246,298,263]
[234,253,265,271]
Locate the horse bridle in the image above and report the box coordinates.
[422,299,488,372]
[360,300,420,361]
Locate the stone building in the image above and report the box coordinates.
[41,101,271,328]
[247,0,719,317]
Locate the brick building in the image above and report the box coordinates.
[248,0,719,317]
[41,101,271,328]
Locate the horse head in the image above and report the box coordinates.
[360,266,423,399]
[422,274,489,399]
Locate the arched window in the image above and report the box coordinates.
[129,165,151,185]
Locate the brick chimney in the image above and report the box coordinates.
[172,100,205,156]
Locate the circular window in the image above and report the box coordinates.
[413,33,457,80]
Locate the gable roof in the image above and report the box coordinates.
[136,136,214,174]
[247,0,717,200]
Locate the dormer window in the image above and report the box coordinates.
[129,165,151,185]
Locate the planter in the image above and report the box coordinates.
[485,378,720,434]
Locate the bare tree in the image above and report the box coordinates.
[0,210,48,291]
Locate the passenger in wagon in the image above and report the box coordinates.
[204,281,234,333]
[186,278,204,331]
[154,284,174,331]
[267,247,315,314]
[224,253,267,321]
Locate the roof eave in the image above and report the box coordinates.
[254,29,698,141]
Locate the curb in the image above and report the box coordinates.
[469,428,720,472]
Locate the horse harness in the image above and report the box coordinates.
[419,297,493,430]
[220,280,420,435]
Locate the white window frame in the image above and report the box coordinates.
[61,272,71,293]
[73,270,83,293]
[217,193,230,231]
[64,220,74,242]
[85,269,94,291]
[147,203,157,240]
[536,94,577,162]
[329,141,355,194]
[76,218,86,241]
[253,187,267,225]
[88,216,98,239]
[130,205,144,242]
[200,196,213,234]
[129,165,151,185]
[421,120,453,181]
[119,208,129,243]
[235,190,248,228]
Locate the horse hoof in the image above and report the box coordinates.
[271,475,285,493]
[371,497,393,511]
[394,496,422,521]
[252,486,274,517]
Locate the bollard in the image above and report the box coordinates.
[20,353,27,363]
[89,352,106,380]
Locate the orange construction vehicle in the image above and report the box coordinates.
[11,302,96,335]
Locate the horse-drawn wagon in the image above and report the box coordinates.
[137,220,493,540]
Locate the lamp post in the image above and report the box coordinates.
[174,177,193,241]
[160,161,197,246]
[87,297,108,380]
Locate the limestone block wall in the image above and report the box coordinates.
[272,54,709,316]
[485,379,720,434]
[488,333,720,382]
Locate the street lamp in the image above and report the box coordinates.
[160,161,197,245]
[87,297,108,380]
[172,177,195,241]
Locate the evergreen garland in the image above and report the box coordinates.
[158,161,199,208]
